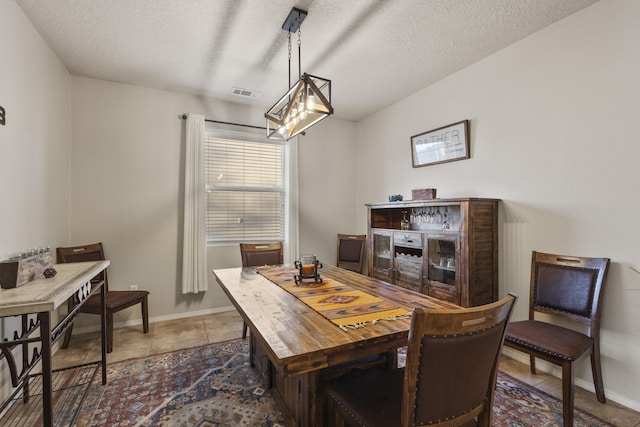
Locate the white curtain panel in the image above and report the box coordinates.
[182,114,207,294]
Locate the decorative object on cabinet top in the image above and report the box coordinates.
[412,188,437,200]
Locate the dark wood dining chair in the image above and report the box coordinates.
[504,251,610,426]
[239,242,284,339]
[336,234,366,274]
[326,294,517,427]
[56,243,150,353]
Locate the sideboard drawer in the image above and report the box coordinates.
[393,231,422,249]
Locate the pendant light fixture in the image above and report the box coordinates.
[265,7,333,141]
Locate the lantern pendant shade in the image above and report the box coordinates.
[265,73,333,141]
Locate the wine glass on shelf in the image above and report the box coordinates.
[401,211,410,230]
[435,207,442,223]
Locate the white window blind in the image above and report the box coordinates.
[205,126,285,243]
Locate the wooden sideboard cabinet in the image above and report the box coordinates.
[367,198,499,307]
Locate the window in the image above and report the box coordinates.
[205,125,286,243]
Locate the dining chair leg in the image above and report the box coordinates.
[591,348,606,403]
[249,334,254,368]
[477,406,491,427]
[242,322,248,339]
[106,312,114,353]
[530,355,537,374]
[562,362,575,427]
[62,325,73,349]
[142,296,150,333]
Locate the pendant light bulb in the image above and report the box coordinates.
[306,92,315,111]
[298,97,307,120]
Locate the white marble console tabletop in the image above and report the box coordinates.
[0,261,110,317]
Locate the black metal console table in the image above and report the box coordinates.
[0,261,109,426]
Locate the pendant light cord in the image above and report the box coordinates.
[297,26,302,80]
[287,31,292,89]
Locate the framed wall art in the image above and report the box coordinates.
[411,120,469,168]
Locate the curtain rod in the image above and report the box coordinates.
[180,114,266,130]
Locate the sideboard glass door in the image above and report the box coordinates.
[426,235,459,303]
[371,230,392,281]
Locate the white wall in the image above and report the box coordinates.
[0,0,71,402]
[298,118,359,264]
[355,0,640,409]
[69,77,357,328]
[0,2,70,263]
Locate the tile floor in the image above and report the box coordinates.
[54,310,640,426]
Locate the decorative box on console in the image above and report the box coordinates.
[0,250,54,289]
[412,188,437,200]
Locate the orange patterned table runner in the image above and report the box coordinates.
[258,266,411,331]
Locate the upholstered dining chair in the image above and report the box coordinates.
[504,251,610,427]
[336,234,366,274]
[239,242,284,339]
[56,243,150,353]
[326,294,517,427]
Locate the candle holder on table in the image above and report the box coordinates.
[294,254,322,285]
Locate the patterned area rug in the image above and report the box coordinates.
[493,373,610,427]
[72,339,612,427]
[75,339,285,426]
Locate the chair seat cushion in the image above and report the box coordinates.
[505,320,593,361]
[327,368,404,427]
[81,290,149,314]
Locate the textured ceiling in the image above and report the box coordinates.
[16,0,598,122]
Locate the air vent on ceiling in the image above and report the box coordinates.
[231,87,262,99]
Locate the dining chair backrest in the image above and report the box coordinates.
[529,251,608,326]
[240,242,283,267]
[337,234,366,274]
[402,294,517,426]
[56,242,107,288]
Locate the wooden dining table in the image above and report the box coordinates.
[212,264,459,427]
